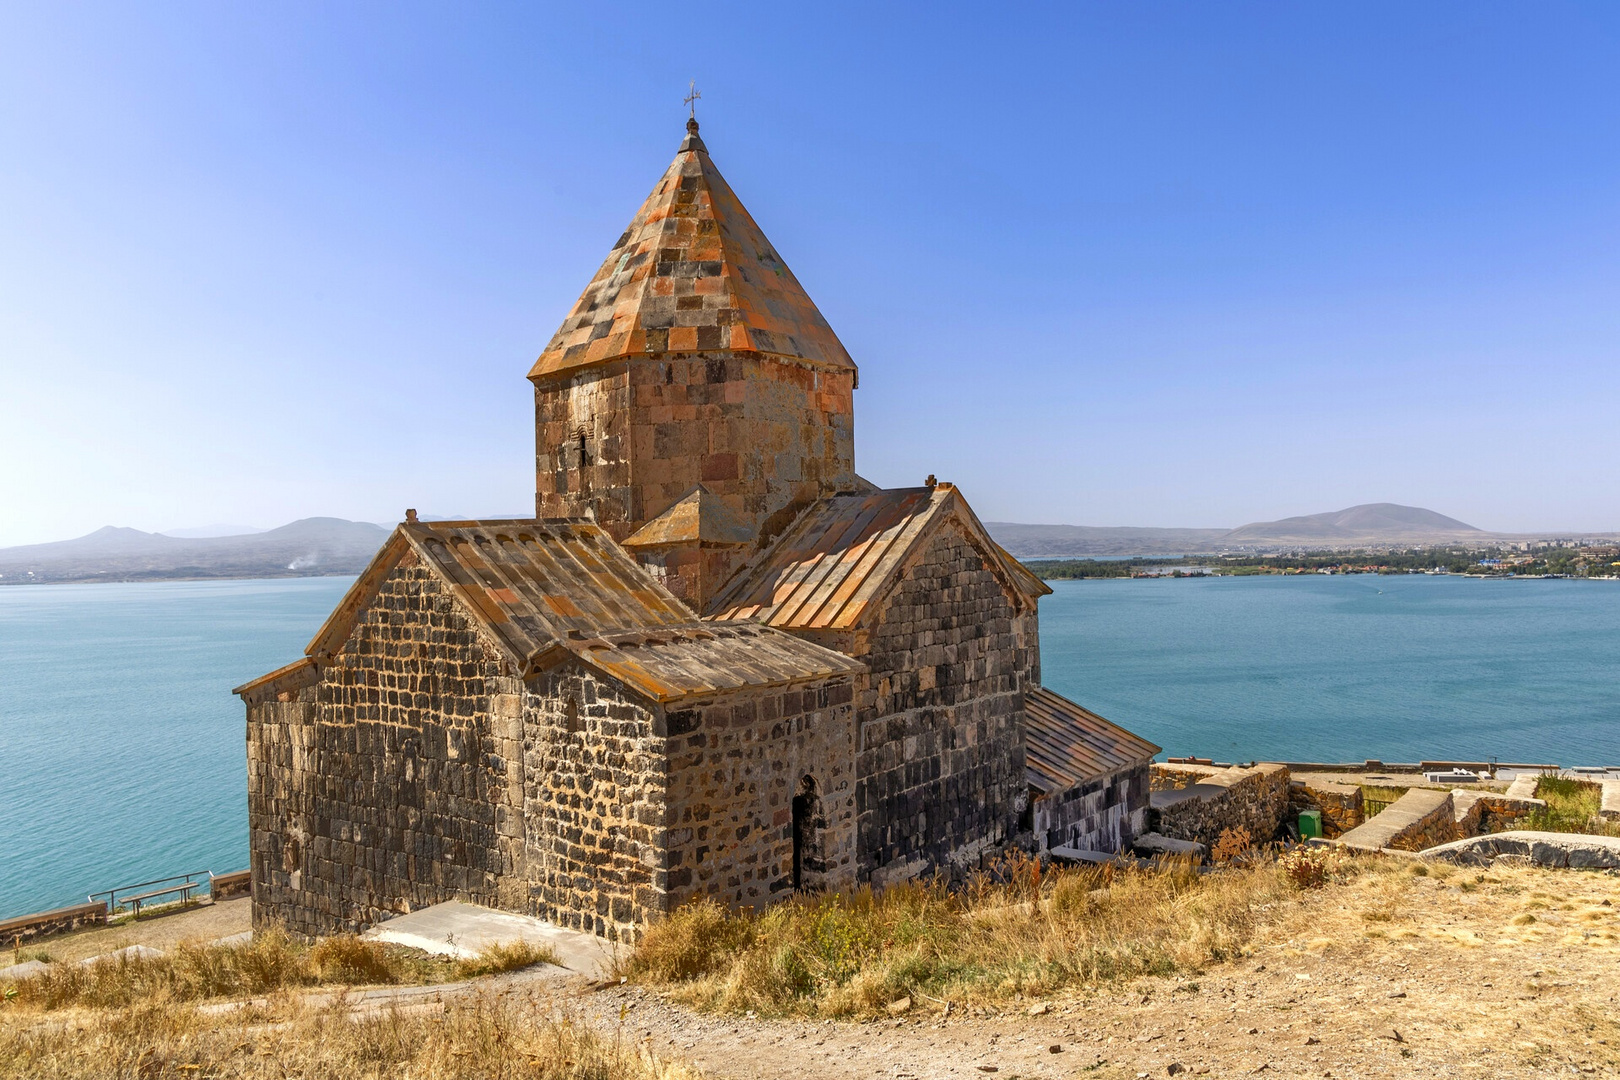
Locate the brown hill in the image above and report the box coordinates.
[1223,503,1482,543]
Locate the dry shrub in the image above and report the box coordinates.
[0,992,696,1080]
[626,855,1291,1017]
[307,935,400,984]
[632,898,756,982]
[454,938,561,978]
[1210,826,1254,864]
[1277,846,1347,890]
[3,928,458,1012]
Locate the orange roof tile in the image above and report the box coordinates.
[529,120,856,382]
[707,484,1051,630]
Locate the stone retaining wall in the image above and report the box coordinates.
[1150,762,1217,792]
[210,871,252,902]
[1151,763,1291,850]
[1452,791,1543,836]
[0,902,107,949]
[1288,778,1364,838]
[1338,788,1455,852]
[1421,830,1620,869]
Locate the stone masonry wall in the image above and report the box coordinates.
[1034,763,1149,854]
[522,664,664,942]
[856,526,1034,885]
[535,353,855,543]
[664,679,858,911]
[630,544,745,612]
[1453,791,1543,837]
[535,363,634,533]
[1288,778,1365,838]
[0,902,107,950]
[247,555,522,937]
[1150,762,1217,792]
[1152,764,1291,851]
[1388,801,1458,852]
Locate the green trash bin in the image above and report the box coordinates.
[1298,809,1323,840]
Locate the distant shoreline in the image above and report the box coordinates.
[0,571,361,588]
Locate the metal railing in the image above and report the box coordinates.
[1362,796,1394,818]
[90,871,212,917]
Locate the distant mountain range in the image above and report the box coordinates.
[988,503,1609,559]
[1,503,1610,583]
[0,518,392,585]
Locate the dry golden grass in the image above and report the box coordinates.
[2,929,558,1012]
[0,993,697,1080]
[626,853,1319,1017]
[454,938,561,978]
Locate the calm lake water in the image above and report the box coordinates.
[2,573,1617,918]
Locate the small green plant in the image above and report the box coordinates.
[1527,776,1620,836]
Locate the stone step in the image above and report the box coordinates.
[361,900,611,979]
[1505,774,1540,800]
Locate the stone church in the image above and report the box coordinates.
[236,118,1158,941]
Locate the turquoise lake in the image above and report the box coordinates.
[2,573,1617,918]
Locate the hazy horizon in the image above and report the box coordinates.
[4,4,1620,547]
[13,498,1618,554]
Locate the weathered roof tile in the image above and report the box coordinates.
[290,518,859,704]
[1024,686,1161,793]
[708,484,1050,629]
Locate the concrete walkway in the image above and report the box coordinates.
[362,901,616,979]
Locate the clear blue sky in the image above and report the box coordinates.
[3,3,1618,547]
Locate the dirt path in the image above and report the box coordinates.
[12,898,251,964]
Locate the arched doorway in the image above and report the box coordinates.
[791,774,823,892]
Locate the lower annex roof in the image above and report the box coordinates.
[1024,686,1161,793]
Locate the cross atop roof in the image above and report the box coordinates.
[684,80,701,121]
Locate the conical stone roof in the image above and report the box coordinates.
[529,120,856,382]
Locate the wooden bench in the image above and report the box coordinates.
[125,880,200,919]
